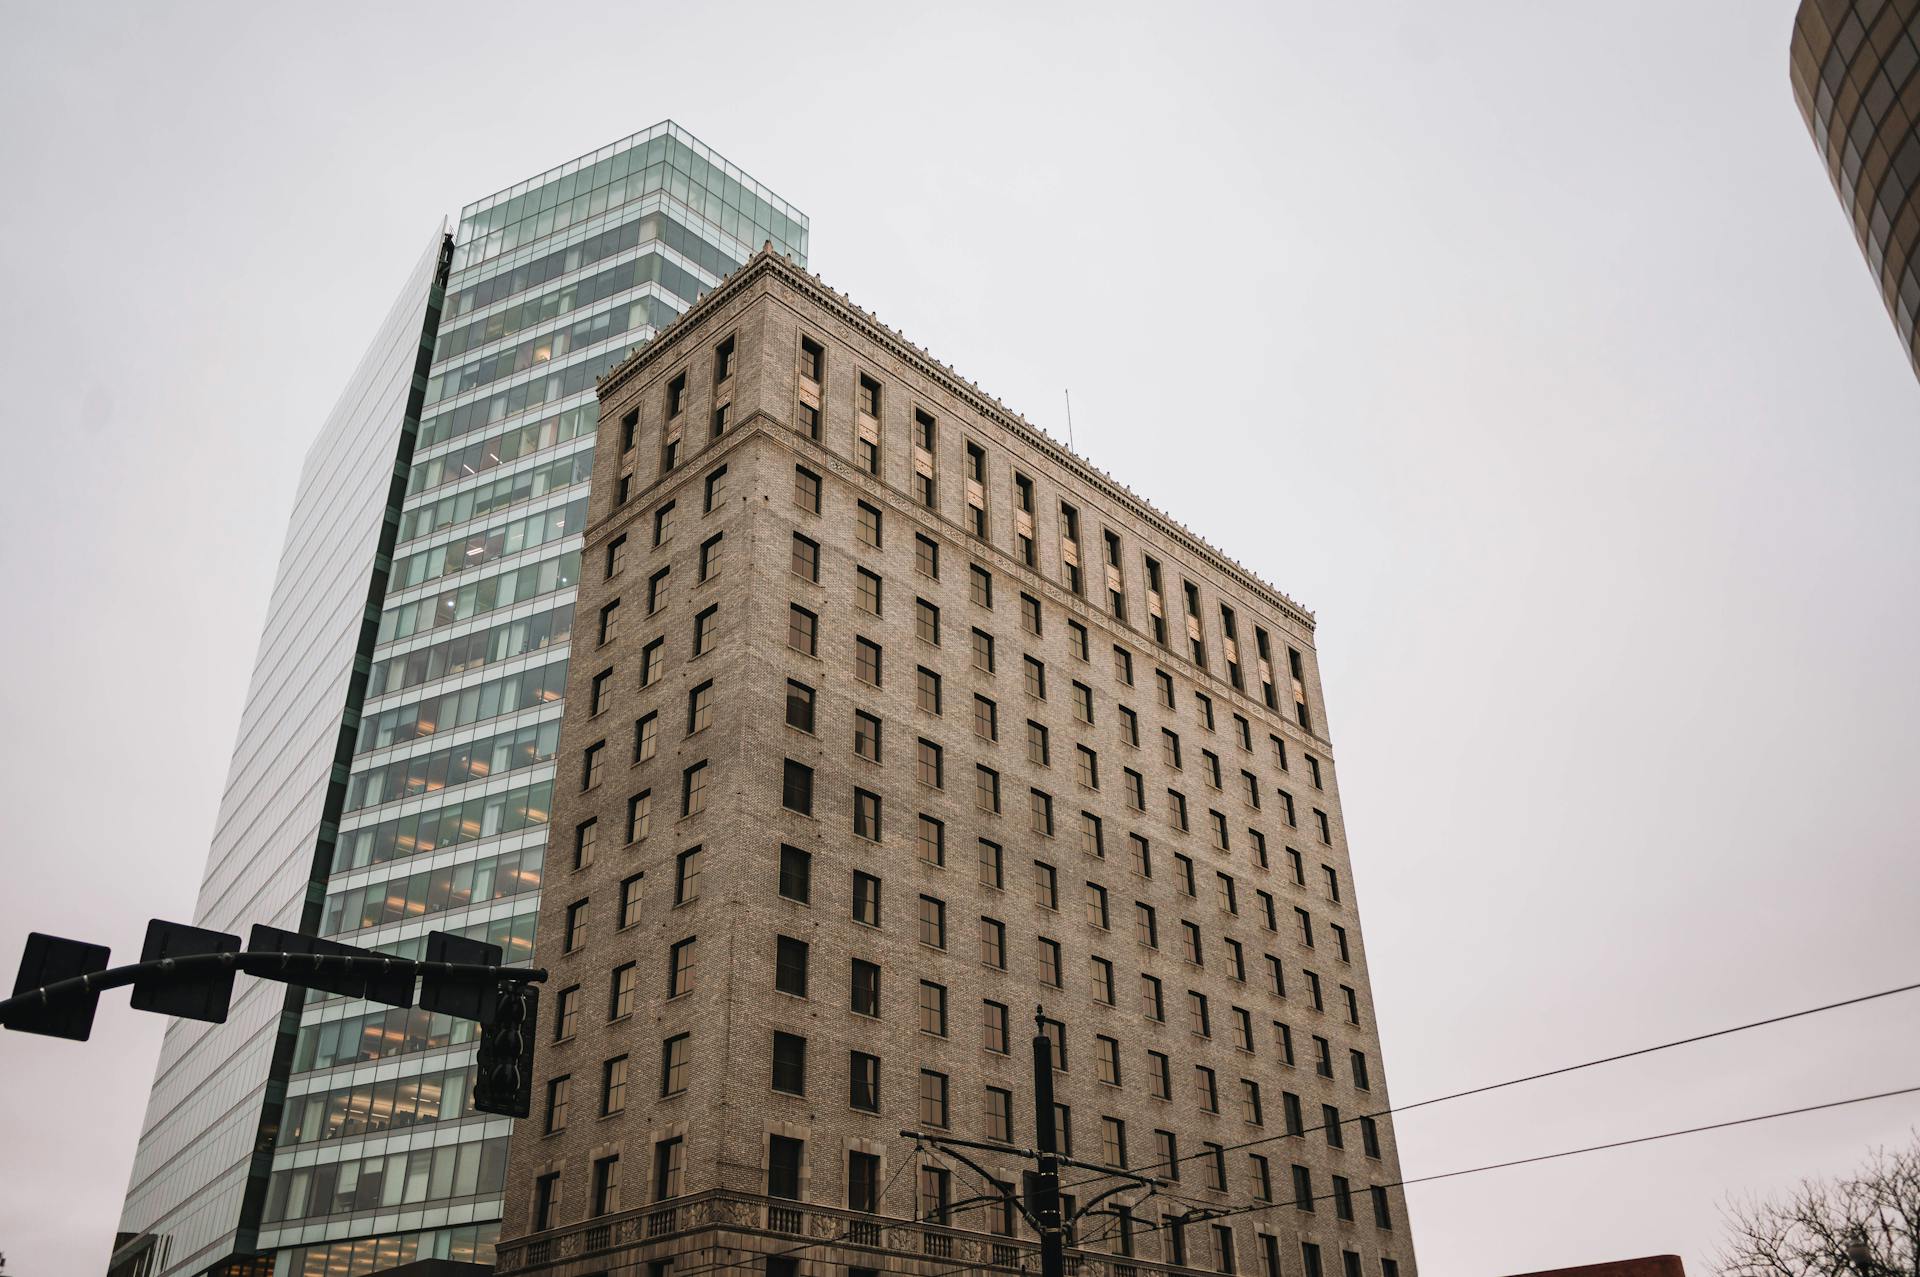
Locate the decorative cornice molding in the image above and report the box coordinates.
[599,247,1316,632]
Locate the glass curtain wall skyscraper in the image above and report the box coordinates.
[110,121,807,1277]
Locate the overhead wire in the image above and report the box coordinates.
[1056,975,1920,1194]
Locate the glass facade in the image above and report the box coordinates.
[111,121,806,1277]
[113,226,452,1277]
[1791,0,1920,380]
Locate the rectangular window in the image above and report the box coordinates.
[610,961,637,1017]
[1038,936,1062,987]
[1149,1050,1172,1099]
[779,845,811,902]
[850,1051,881,1111]
[564,899,588,952]
[917,813,946,864]
[1072,681,1094,724]
[654,501,676,546]
[853,787,882,839]
[782,759,813,814]
[1030,788,1055,835]
[1024,655,1047,699]
[980,915,1007,968]
[1080,811,1105,858]
[653,1137,684,1201]
[854,871,881,926]
[787,604,817,656]
[978,838,1004,888]
[986,1086,1014,1142]
[771,1030,807,1094]
[1027,719,1051,766]
[618,873,643,928]
[983,1000,1010,1053]
[601,1058,629,1121]
[919,1069,950,1128]
[793,466,821,513]
[850,957,881,1016]
[681,760,708,817]
[918,894,946,948]
[1102,1115,1129,1167]
[1091,955,1116,1004]
[647,566,669,613]
[857,500,881,547]
[915,534,939,578]
[971,564,994,607]
[856,636,882,685]
[667,937,696,997]
[917,666,942,715]
[855,565,881,613]
[1205,1143,1229,1192]
[853,710,881,762]
[785,679,814,732]
[917,739,944,789]
[660,1032,689,1095]
[698,533,722,582]
[1196,1065,1219,1112]
[915,597,940,644]
[800,335,824,382]
[575,819,599,871]
[791,533,820,582]
[971,627,994,672]
[976,765,1001,813]
[674,845,703,904]
[1085,881,1110,928]
[544,1076,570,1133]
[687,680,712,734]
[691,604,718,655]
[775,934,809,997]
[1141,973,1164,1020]
[918,980,949,1036]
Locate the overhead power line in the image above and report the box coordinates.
[1057,975,1920,1192]
[921,1084,1920,1277]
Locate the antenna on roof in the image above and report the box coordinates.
[1064,390,1075,451]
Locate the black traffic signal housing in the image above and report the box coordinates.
[472,980,538,1118]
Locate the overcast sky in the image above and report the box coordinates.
[2,3,1917,1274]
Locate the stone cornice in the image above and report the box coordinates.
[600,248,1316,633]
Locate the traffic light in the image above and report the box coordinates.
[248,925,414,1006]
[6,933,110,1040]
[472,980,538,1117]
[130,920,240,1024]
[418,931,501,1025]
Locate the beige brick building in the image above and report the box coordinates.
[495,249,1418,1277]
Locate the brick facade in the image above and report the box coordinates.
[496,250,1417,1277]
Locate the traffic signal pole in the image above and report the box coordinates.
[1032,1005,1065,1277]
[0,949,545,1029]
[4,921,548,1117]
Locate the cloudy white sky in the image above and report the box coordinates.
[2,3,1916,1274]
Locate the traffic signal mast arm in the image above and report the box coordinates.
[0,949,547,1030]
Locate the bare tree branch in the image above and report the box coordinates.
[1716,1132,1920,1277]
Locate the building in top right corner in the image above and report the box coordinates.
[1790,0,1920,382]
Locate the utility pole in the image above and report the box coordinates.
[1032,1005,1064,1277]
[903,1005,1159,1274]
